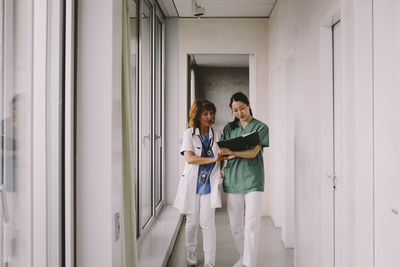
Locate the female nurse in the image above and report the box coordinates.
[218,92,269,267]
[173,99,224,267]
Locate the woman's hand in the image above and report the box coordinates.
[219,145,261,159]
[218,147,234,156]
[213,152,224,162]
[184,151,219,165]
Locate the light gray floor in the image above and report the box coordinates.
[167,208,294,267]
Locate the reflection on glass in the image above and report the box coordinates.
[1,1,32,265]
[139,0,153,229]
[0,2,3,260]
[154,17,162,207]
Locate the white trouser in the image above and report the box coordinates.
[227,192,262,267]
[185,194,216,265]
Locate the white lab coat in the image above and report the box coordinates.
[173,127,223,214]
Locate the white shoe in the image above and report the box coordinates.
[186,250,197,266]
[232,255,243,267]
[205,264,215,267]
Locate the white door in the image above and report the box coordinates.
[373,2,400,266]
[321,19,343,267]
[332,20,345,267]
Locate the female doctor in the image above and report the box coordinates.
[174,99,224,267]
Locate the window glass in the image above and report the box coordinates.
[129,0,139,236]
[154,16,162,207]
[139,0,153,229]
[1,0,33,265]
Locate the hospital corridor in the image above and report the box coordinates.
[0,0,399,267]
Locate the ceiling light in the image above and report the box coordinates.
[192,0,205,18]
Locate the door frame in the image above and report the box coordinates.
[282,49,296,249]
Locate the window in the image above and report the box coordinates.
[0,1,65,265]
[129,0,139,237]
[131,0,165,241]
[1,1,34,265]
[154,12,163,212]
[139,0,153,231]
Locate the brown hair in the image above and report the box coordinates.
[188,99,216,129]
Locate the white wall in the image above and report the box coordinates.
[75,0,122,266]
[175,18,271,215]
[268,0,374,266]
[165,18,180,205]
[351,1,374,266]
[269,2,333,263]
[373,1,400,266]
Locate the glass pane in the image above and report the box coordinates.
[139,0,152,229]
[154,17,162,207]
[1,1,33,266]
[129,1,139,236]
[129,1,140,236]
[0,1,4,262]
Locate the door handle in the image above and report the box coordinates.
[0,185,9,222]
[327,173,336,180]
[391,209,399,215]
[326,173,337,190]
[142,134,151,146]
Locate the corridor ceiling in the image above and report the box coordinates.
[157,0,277,18]
[192,54,249,67]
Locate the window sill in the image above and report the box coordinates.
[137,205,182,267]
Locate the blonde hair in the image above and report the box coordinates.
[188,99,216,129]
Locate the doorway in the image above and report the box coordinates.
[188,54,249,130]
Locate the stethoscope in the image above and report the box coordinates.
[198,127,214,156]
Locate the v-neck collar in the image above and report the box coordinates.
[200,132,209,142]
[194,127,214,139]
[238,117,254,132]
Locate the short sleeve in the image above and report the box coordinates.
[180,129,194,156]
[257,123,269,148]
[220,125,229,142]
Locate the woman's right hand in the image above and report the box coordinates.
[214,152,224,162]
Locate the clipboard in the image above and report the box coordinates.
[217,131,260,151]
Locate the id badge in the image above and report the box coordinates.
[199,171,207,183]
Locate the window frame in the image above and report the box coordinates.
[138,0,155,236]
[153,3,165,218]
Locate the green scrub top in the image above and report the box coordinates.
[221,118,269,194]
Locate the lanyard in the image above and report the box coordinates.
[199,128,214,156]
